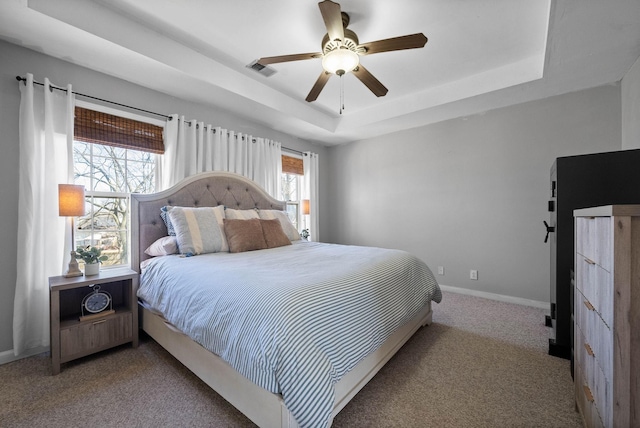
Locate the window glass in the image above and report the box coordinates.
[76,195,129,266]
[281,173,299,202]
[285,203,299,230]
[73,115,158,268]
[281,172,301,231]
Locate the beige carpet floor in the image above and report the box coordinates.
[0,291,583,427]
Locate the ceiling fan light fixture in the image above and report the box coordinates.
[322,47,359,75]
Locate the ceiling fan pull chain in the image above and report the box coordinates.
[340,74,344,115]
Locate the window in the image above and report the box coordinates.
[73,103,164,268]
[281,154,304,231]
[281,172,300,230]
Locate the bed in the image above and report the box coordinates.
[131,171,441,428]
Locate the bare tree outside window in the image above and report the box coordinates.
[73,141,156,267]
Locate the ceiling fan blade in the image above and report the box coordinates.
[318,0,344,42]
[352,65,388,97]
[358,33,428,55]
[306,71,332,102]
[257,52,322,66]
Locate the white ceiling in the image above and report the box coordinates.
[1,0,640,145]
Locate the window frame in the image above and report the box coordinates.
[73,100,164,269]
[281,153,305,232]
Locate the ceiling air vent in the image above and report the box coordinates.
[246,60,277,77]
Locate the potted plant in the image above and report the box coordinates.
[74,245,108,276]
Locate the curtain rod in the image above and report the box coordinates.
[16,75,304,155]
[182,124,304,154]
[16,75,171,120]
[282,147,305,156]
[185,126,305,155]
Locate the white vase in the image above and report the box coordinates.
[84,262,100,276]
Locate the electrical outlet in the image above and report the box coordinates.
[437,266,444,275]
[470,269,478,280]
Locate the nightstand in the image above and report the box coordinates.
[49,267,139,375]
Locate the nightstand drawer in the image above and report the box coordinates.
[60,312,133,362]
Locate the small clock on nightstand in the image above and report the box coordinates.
[80,284,115,321]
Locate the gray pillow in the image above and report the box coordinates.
[167,205,226,255]
[258,209,300,241]
[225,208,260,220]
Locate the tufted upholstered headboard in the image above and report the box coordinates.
[131,171,286,271]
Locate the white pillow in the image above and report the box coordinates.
[258,209,300,241]
[144,236,179,257]
[225,208,260,220]
[167,205,227,255]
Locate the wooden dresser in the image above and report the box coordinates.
[573,205,640,427]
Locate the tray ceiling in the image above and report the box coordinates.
[1,0,639,145]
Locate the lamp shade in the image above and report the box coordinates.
[301,199,310,215]
[322,48,359,75]
[58,184,86,217]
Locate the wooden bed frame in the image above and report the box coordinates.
[131,171,433,428]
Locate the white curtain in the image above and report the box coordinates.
[161,115,282,198]
[13,74,74,356]
[302,152,320,241]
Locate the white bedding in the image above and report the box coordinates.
[138,241,441,427]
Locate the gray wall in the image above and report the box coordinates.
[2,37,637,355]
[0,40,328,355]
[324,85,622,303]
[622,55,640,150]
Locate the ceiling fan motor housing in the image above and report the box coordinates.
[321,29,360,55]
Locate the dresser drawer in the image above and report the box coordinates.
[575,254,613,328]
[576,217,612,271]
[575,327,611,427]
[574,359,605,428]
[575,292,612,380]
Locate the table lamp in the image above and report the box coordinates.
[59,184,85,277]
[301,199,310,240]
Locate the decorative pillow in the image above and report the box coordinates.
[258,209,300,241]
[167,205,226,255]
[223,218,267,253]
[144,236,179,257]
[160,206,176,236]
[260,219,292,249]
[225,208,260,220]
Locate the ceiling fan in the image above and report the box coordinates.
[256,0,428,103]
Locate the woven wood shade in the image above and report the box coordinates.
[74,107,164,154]
[282,155,304,175]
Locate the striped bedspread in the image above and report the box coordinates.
[138,241,441,427]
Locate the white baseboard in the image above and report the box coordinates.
[0,346,49,366]
[438,284,549,310]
